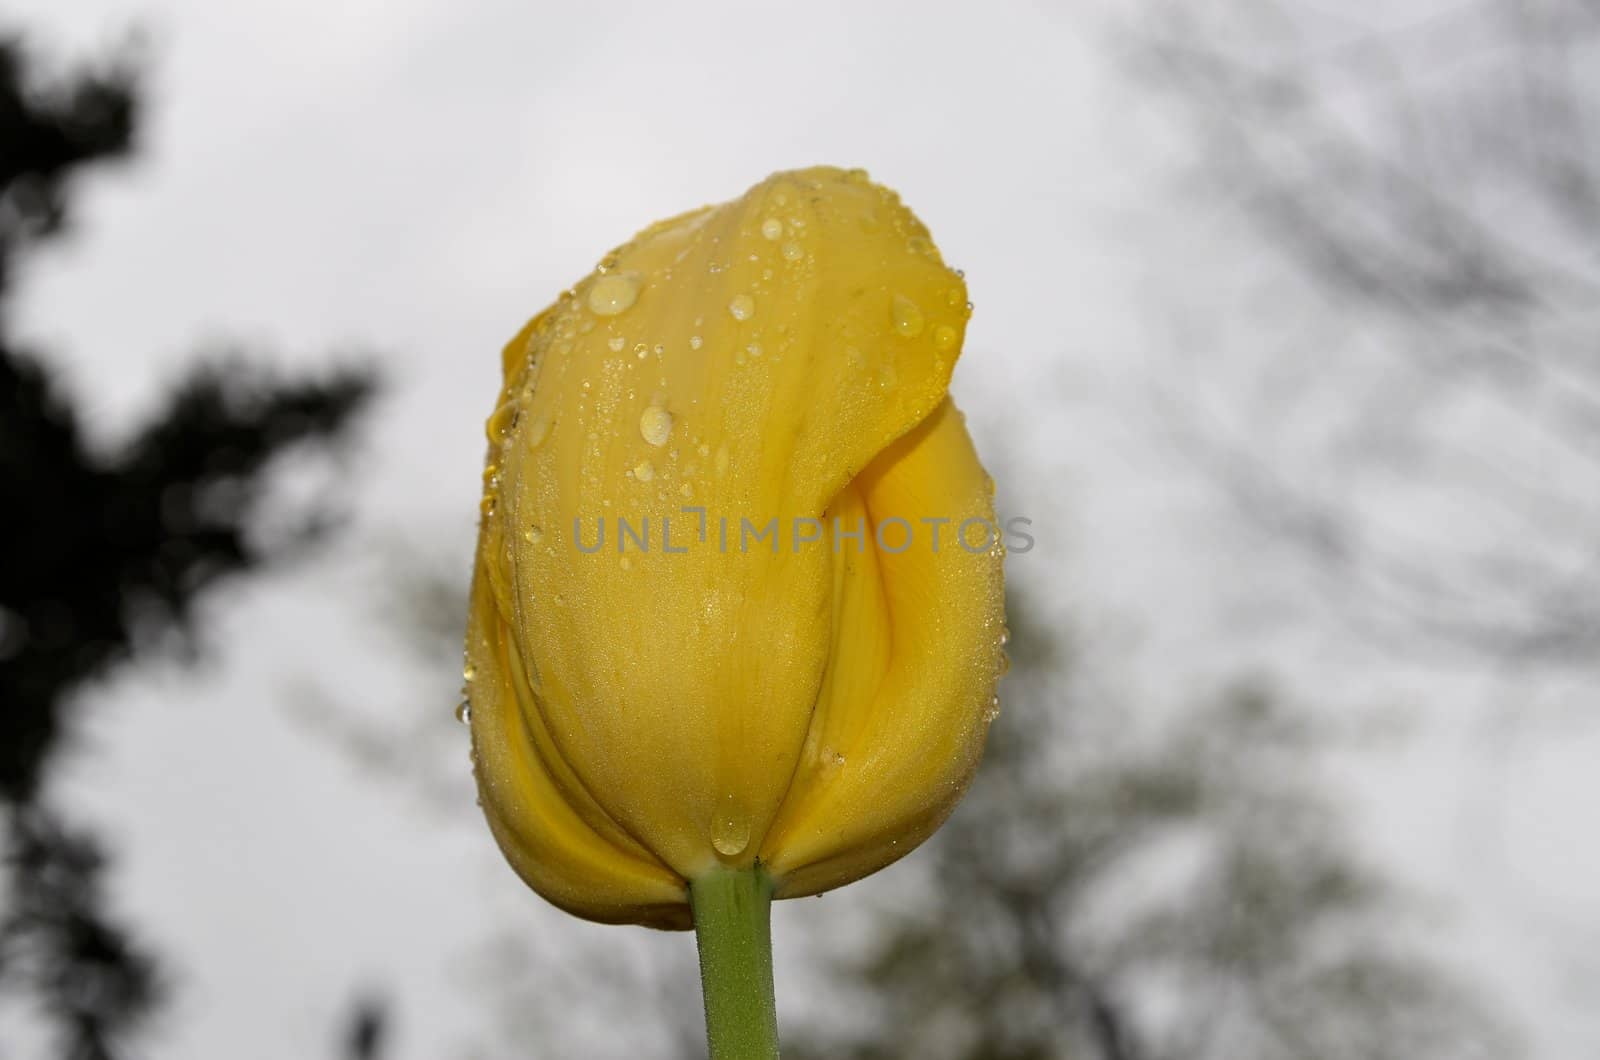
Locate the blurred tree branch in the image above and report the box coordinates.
[1126,0,1600,665]
[1,27,378,1058]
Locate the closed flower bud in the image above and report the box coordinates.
[464,166,1005,929]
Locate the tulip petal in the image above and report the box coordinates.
[760,399,1006,896]
[477,168,974,884]
[466,552,690,927]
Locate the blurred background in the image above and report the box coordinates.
[2,0,1596,1057]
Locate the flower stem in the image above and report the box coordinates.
[689,866,779,1059]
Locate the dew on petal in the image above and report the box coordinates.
[486,398,520,442]
[639,405,673,447]
[711,801,751,858]
[524,414,551,449]
[891,294,925,338]
[587,273,640,317]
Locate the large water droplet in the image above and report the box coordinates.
[486,398,520,442]
[711,801,751,858]
[588,273,639,317]
[728,293,755,321]
[639,405,673,447]
[891,294,925,338]
[455,698,472,725]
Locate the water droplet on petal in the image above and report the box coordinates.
[632,459,655,482]
[486,398,520,442]
[462,660,477,682]
[608,335,626,353]
[983,694,1001,723]
[639,405,673,447]
[524,525,544,545]
[781,241,803,262]
[711,800,751,858]
[455,698,472,725]
[891,294,925,338]
[588,273,639,316]
[689,335,704,350]
[933,324,958,352]
[728,293,755,321]
[760,217,783,240]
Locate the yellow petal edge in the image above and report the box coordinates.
[465,166,1006,929]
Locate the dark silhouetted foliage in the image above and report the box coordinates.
[0,29,376,1059]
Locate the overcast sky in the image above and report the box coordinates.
[7,1,1598,1057]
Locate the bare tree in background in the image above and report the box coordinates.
[780,592,1509,1060]
[1129,0,1600,664]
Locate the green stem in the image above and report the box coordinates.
[689,867,779,1059]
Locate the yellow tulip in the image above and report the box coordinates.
[462,167,1006,939]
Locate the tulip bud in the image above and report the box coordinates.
[464,166,1006,930]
